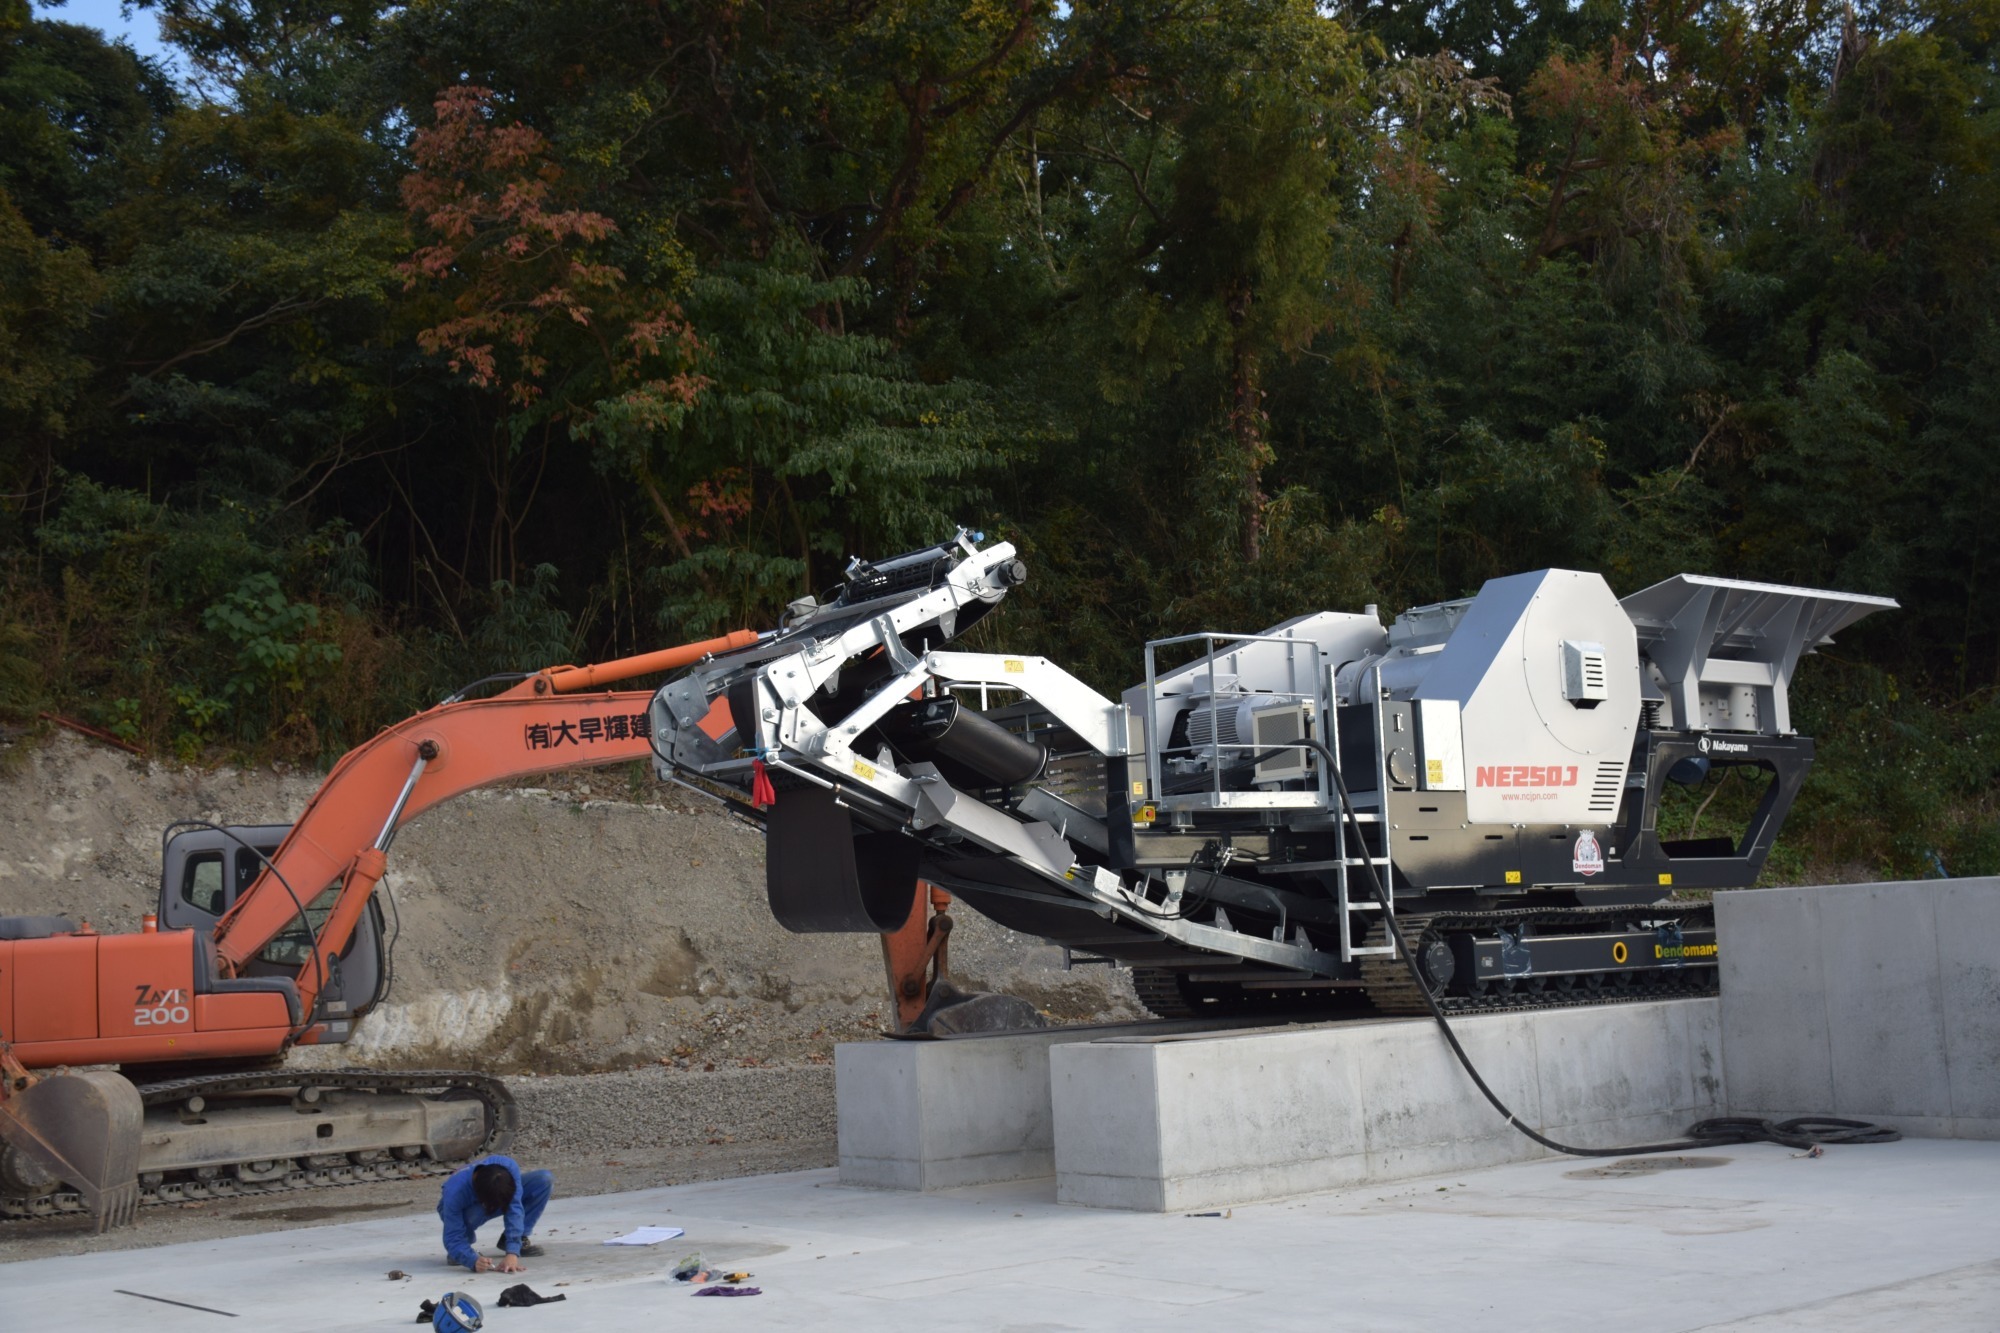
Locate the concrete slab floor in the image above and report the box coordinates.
[4,1139,1996,1331]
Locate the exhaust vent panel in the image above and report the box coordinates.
[1588,760,1625,816]
[1562,640,1609,708]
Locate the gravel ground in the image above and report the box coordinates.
[0,1064,838,1263]
[511,1063,835,1157]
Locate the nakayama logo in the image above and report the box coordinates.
[1475,765,1580,788]
[1697,736,1750,755]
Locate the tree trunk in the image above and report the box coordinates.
[1231,338,1267,564]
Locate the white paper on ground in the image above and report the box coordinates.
[603,1226,685,1246]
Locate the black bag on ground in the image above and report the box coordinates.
[497,1284,567,1308]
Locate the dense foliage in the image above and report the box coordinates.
[2,0,1996,877]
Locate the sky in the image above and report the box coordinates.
[34,0,181,68]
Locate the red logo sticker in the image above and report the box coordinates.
[1475,765,1580,788]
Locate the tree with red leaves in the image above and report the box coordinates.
[399,85,708,574]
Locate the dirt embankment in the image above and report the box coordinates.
[0,732,1139,1073]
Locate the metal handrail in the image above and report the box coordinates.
[1143,630,1325,809]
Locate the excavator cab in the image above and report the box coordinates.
[158,824,389,1043]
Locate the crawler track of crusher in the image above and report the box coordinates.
[1,1069,514,1224]
[1133,905,1719,1021]
[1129,967,1371,1021]
[1357,904,1720,1016]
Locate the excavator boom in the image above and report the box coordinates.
[212,628,758,982]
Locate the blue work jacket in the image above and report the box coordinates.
[438,1154,525,1270]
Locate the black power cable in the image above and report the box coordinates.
[377,870,401,1008]
[1302,740,1898,1156]
[437,672,535,706]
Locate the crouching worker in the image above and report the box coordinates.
[438,1156,553,1274]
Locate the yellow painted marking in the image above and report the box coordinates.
[1003,659,1026,673]
[852,759,876,780]
[1658,873,1673,886]
[1612,941,1629,964]
[1654,942,1718,959]
[1504,870,1522,884]
[1425,759,1444,785]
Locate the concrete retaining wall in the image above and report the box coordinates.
[831,877,1996,1214]
[1045,999,1722,1211]
[836,1019,1263,1190]
[837,1028,1095,1190]
[1716,877,2000,1139]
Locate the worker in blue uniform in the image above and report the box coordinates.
[437,1155,553,1273]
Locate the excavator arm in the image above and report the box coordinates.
[208,631,760,1027]
[212,691,654,1022]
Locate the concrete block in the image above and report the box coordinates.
[1534,1000,1707,1143]
[1353,1014,1542,1180]
[1686,992,1727,1108]
[1052,999,1723,1211]
[1817,881,1951,1118]
[1046,1041,1168,1210]
[1151,1024,1375,1208]
[1717,885,1833,1117]
[838,1040,926,1189]
[838,1029,1082,1190]
[1718,877,2000,1136]
[1938,880,2000,1121]
[838,1018,1259,1191]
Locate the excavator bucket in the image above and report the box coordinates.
[0,1069,144,1231]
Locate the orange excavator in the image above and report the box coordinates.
[0,629,961,1232]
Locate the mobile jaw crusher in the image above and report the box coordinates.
[652,532,1893,1017]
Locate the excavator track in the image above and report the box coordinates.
[1,1069,514,1224]
[1132,968,1197,1019]
[1359,903,1719,1016]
